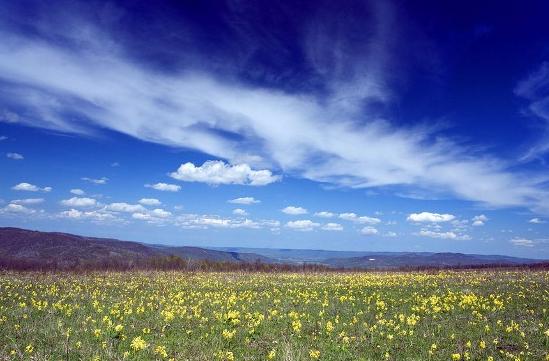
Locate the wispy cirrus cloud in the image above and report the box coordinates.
[515,62,549,161]
[228,197,260,205]
[0,8,549,215]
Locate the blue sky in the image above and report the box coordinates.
[1,0,548,258]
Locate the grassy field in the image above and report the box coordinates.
[0,270,547,361]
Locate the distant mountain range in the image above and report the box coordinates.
[0,227,545,270]
[210,247,545,269]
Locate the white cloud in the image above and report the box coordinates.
[339,212,381,224]
[228,197,260,205]
[0,136,8,141]
[12,183,38,191]
[315,211,335,218]
[286,220,320,231]
[60,197,97,207]
[321,222,343,231]
[233,208,248,216]
[407,212,455,223]
[2,19,549,214]
[510,238,535,247]
[106,202,146,213]
[82,177,108,184]
[175,214,277,229]
[60,208,117,222]
[145,183,181,192]
[472,214,488,226]
[11,182,51,192]
[61,208,83,218]
[170,160,279,186]
[529,217,546,224]
[132,208,172,222]
[150,208,171,218]
[282,206,308,215]
[2,203,35,214]
[11,198,44,205]
[111,162,119,167]
[6,152,23,160]
[383,231,397,237]
[0,110,20,123]
[360,226,379,236]
[514,62,549,161]
[417,230,471,240]
[70,188,85,195]
[138,198,161,206]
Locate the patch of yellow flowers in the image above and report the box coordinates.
[0,270,547,360]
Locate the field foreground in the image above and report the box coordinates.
[0,271,548,361]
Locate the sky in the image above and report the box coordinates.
[1,0,549,258]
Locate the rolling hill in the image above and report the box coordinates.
[0,227,272,269]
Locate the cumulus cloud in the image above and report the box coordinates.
[339,212,381,224]
[2,203,35,214]
[407,212,455,223]
[11,182,51,192]
[383,231,398,237]
[510,238,535,247]
[315,211,335,218]
[145,183,181,192]
[60,197,97,207]
[175,214,278,230]
[150,208,171,218]
[70,188,85,195]
[6,152,23,160]
[417,230,471,240]
[11,198,44,205]
[472,214,488,226]
[138,198,161,206]
[170,160,279,186]
[1,22,548,216]
[282,206,308,215]
[105,202,146,213]
[232,208,248,216]
[360,226,379,236]
[132,208,172,223]
[82,176,108,184]
[286,220,320,231]
[228,197,260,205]
[60,208,117,222]
[529,217,546,224]
[321,222,343,231]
